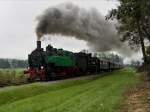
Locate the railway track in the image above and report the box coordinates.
[41,74,101,85]
[0,81,28,88]
[0,73,106,88]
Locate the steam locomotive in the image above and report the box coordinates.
[24,41,122,81]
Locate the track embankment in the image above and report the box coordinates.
[0,69,141,112]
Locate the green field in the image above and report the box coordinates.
[0,69,140,112]
[0,68,25,76]
[0,68,27,86]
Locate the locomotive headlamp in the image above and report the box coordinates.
[41,66,44,69]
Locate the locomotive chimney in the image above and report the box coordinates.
[37,41,41,49]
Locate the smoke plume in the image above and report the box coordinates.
[36,2,133,56]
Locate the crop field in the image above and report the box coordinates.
[0,69,140,112]
[0,68,27,86]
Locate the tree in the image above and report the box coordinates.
[107,0,150,63]
[140,0,150,41]
[0,59,10,68]
[146,46,150,56]
[146,46,150,61]
[0,59,28,68]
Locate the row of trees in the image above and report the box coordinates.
[0,59,28,68]
[107,0,150,64]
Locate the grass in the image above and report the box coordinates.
[0,68,140,112]
[0,68,27,86]
[0,68,25,76]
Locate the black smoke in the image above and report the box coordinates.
[36,2,133,56]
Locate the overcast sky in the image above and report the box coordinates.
[0,0,142,63]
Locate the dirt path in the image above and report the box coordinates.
[122,73,150,112]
